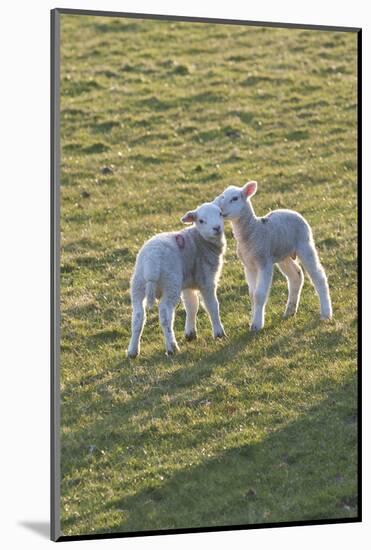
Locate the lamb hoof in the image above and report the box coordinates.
[127,349,138,359]
[320,313,332,321]
[166,342,179,356]
[283,302,297,318]
[214,329,226,339]
[250,323,262,332]
[283,310,296,319]
[185,330,197,341]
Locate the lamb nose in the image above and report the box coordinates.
[213,225,221,233]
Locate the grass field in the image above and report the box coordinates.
[59,14,358,536]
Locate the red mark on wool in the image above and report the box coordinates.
[175,234,185,249]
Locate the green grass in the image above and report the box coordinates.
[59,14,358,536]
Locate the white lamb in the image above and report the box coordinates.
[127,202,226,358]
[214,181,332,331]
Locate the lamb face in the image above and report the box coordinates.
[214,181,257,220]
[181,202,224,242]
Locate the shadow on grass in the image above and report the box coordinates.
[86,329,123,347]
[61,380,358,535]
[61,247,134,278]
[60,312,354,480]
[264,317,344,359]
[61,288,348,405]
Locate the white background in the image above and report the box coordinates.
[0,0,368,548]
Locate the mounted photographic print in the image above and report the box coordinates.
[51,8,361,542]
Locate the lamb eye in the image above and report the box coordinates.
[199,219,204,224]
[231,196,239,202]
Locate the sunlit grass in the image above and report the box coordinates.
[59,14,358,536]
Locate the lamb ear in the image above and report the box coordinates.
[181,210,197,224]
[242,181,258,198]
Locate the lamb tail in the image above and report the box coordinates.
[145,281,157,310]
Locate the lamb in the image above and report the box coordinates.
[127,202,226,358]
[214,181,332,331]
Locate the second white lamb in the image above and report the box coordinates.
[214,181,332,331]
